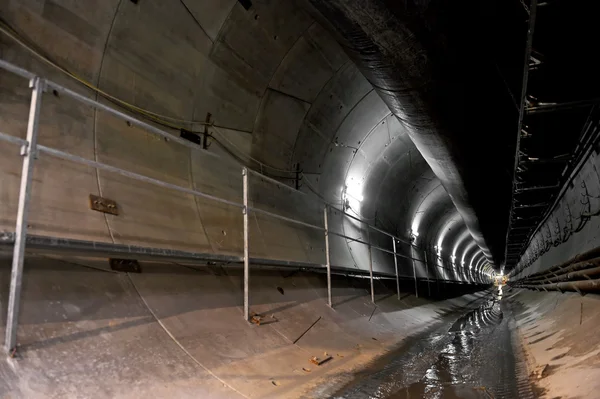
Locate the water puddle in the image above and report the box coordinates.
[333,299,514,399]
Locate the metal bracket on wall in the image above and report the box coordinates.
[203,112,212,150]
[109,258,141,273]
[180,128,201,145]
[89,194,119,215]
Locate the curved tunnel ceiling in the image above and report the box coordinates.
[0,0,492,282]
[306,0,528,268]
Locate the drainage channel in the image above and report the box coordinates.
[331,297,533,398]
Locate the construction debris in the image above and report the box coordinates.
[532,364,548,379]
[250,312,263,325]
[310,354,333,366]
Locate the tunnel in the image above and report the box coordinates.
[0,0,599,397]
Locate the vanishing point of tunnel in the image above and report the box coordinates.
[1,0,600,398]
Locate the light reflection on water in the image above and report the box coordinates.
[334,300,505,399]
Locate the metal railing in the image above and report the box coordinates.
[0,58,452,353]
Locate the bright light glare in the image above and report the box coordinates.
[344,181,363,202]
[343,180,364,213]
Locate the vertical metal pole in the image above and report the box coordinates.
[392,238,400,300]
[242,167,249,321]
[436,262,440,296]
[324,206,332,307]
[425,252,431,297]
[367,231,375,304]
[412,251,418,298]
[5,77,44,352]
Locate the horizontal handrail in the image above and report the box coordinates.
[46,80,220,158]
[5,134,420,265]
[0,57,418,254]
[328,230,422,263]
[1,58,488,286]
[0,233,382,279]
[0,131,27,147]
[249,206,324,231]
[0,55,485,351]
[37,144,244,209]
[0,58,35,80]
[0,232,471,284]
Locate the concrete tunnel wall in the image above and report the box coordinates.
[0,2,502,397]
[0,1,490,282]
[512,144,600,280]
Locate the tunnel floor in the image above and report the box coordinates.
[331,296,534,399]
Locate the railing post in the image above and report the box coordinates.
[5,77,44,353]
[392,238,400,300]
[425,252,431,297]
[367,230,375,304]
[242,167,249,321]
[413,250,418,298]
[323,206,332,307]
[436,262,441,296]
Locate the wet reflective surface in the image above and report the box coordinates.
[333,298,526,398]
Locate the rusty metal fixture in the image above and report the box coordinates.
[310,355,333,366]
[250,312,263,325]
[89,194,118,215]
[109,258,141,273]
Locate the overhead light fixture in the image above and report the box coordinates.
[343,180,363,211]
[409,229,419,243]
[344,180,363,201]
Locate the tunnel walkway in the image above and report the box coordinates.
[3,255,600,398]
[330,295,534,398]
[0,255,491,398]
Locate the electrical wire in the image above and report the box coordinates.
[210,126,297,174]
[1,18,408,243]
[1,18,358,207]
[0,20,186,129]
[347,203,376,221]
[0,18,302,178]
[5,19,235,130]
[301,173,343,206]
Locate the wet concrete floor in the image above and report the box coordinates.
[332,297,532,398]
